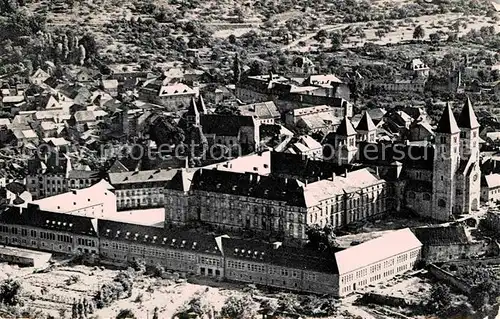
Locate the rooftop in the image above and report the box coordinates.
[108,169,178,185]
[31,180,115,213]
[412,226,470,246]
[335,228,422,275]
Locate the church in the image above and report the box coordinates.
[325,98,481,221]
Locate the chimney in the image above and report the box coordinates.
[317,176,321,181]
[256,175,261,182]
[332,173,336,181]
[285,178,288,184]
[249,174,253,182]
[375,167,380,177]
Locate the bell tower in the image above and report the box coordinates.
[432,102,460,221]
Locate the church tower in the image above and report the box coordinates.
[432,102,460,221]
[457,97,480,161]
[333,116,357,165]
[356,111,377,143]
[185,97,200,126]
[456,97,481,212]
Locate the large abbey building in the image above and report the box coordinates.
[325,98,481,221]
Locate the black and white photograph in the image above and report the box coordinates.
[0,0,499,318]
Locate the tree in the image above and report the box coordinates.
[427,284,452,313]
[248,60,264,76]
[116,309,135,319]
[214,104,241,116]
[314,29,328,43]
[228,34,236,44]
[220,296,257,319]
[233,53,241,84]
[152,307,159,319]
[429,32,441,43]
[413,25,425,40]
[305,225,338,252]
[330,32,342,50]
[0,279,22,306]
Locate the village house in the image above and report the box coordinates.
[408,58,430,77]
[481,173,500,204]
[30,68,51,85]
[139,82,197,110]
[285,135,323,159]
[236,101,281,125]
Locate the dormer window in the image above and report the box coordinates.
[241,249,245,254]
[46,220,49,224]
[235,248,239,253]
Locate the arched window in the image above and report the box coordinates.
[289,224,294,235]
[438,199,446,207]
[408,192,416,199]
[423,193,431,201]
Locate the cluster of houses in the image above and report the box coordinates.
[2,54,500,299]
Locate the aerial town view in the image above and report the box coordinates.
[1,0,500,318]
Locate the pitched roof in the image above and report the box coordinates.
[185,97,200,117]
[237,101,280,120]
[222,237,338,274]
[435,102,460,134]
[108,169,178,186]
[484,173,500,188]
[32,180,114,213]
[334,228,422,274]
[99,219,222,256]
[190,169,306,207]
[457,97,480,129]
[74,110,96,123]
[412,226,470,246]
[336,116,357,136]
[0,205,98,237]
[356,111,376,132]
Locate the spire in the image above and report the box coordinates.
[186,97,199,117]
[336,116,357,136]
[198,95,207,114]
[435,102,460,134]
[457,96,479,129]
[356,111,376,132]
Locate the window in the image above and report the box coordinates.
[438,199,446,207]
[408,192,416,199]
[440,136,446,143]
[423,193,431,201]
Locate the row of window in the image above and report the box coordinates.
[117,188,162,197]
